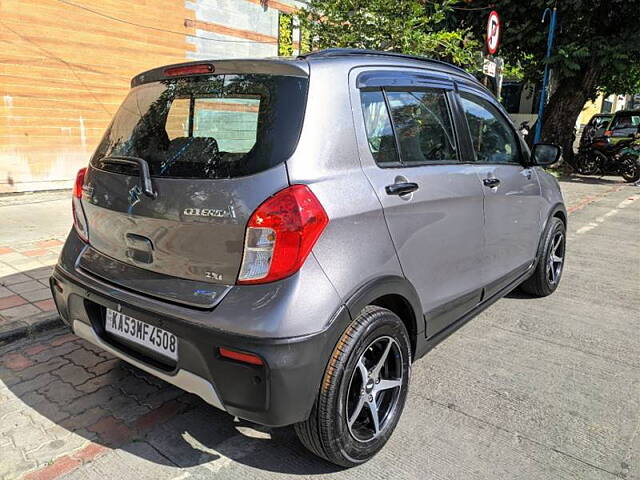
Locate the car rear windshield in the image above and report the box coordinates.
[610,113,640,134]
[91,74,308,179]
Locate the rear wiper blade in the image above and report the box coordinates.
[100,155,157,199]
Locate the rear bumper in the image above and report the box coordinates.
[50,253,350,427]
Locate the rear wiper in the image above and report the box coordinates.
[100,155,157,199]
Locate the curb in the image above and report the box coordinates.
[0,311,63,345]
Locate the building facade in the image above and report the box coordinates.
[0,0,305,193]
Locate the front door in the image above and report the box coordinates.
[352,70,486,338]
[456,89,542,297]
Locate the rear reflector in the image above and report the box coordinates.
[219,347,264,366]
[72,168,89,242]
[164,64,214,77]
[237,185,329,284]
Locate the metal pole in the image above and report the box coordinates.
[534,6,558,143]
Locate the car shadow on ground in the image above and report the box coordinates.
[557,174,626,185]
[0,327,342,476]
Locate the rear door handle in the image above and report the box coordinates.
[483,178,501,188]
[385,182,419,196]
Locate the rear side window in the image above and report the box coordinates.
[360,88,457,167]
[360,90,400,166]
[385,90,457,165]
[92,74,308,179]
[610,113,640,136]
[460,92,520,164]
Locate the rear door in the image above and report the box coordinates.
[352,69,486,338]
[80,70,308,301]
[456,88,542,297]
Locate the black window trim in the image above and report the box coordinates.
[456,84,529,168]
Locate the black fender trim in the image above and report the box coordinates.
[343,275,424,358]
[533,203,567,269]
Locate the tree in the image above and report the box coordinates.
[299,0,481,69]
[458,0,640,157]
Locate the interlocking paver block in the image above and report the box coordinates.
[50,333,76,346]
[63,386,118,415]
[39,379,84,405]
[52,363,93,386]
[12,372,57,397]
[87,415,134,446]
[88,358,120,376]
[64,348,105,369]
[18,356,68,381]
[0,272,31,285]
[59,406,110,432]
[3,352,34,371]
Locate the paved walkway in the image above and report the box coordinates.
[0,191,71,338]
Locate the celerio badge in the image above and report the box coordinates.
[183,206,236,219]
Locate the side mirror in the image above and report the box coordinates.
[531,143,562,166]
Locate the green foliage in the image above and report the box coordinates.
[299,0,480,68]
[278,13,294,57]
[457,0,640,96]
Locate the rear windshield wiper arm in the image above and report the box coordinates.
[100,155,157,199]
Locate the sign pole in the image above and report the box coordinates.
[534,6,558,144]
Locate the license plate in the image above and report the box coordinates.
[105,309,178,360]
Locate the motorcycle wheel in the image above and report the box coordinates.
[579,151,603,175]
[620,155,640,183]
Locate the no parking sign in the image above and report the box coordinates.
[486,10,501,55]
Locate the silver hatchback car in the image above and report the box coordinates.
[51,49,566,467]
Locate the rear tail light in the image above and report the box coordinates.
[604,130,613,137]
[72,167,89,242]
[219,347,264,366]
[237,185,329,284]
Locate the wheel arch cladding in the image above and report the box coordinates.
[344,276,423,360]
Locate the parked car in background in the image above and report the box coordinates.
[50,49,566,467]
[601,110,640,146]
[579,113,613,147]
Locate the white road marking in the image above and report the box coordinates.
[575,194,638,235]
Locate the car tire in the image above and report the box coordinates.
[520,217,566,297]
[294,306,411,467]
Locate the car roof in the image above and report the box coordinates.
[131,48,480,88]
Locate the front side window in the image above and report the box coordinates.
[385,89,457,165]
[460,92,521,164]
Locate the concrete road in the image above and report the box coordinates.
[1,179,638,480]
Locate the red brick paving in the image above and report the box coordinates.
[0,246,14,255]
[37,239,64,249]
[0,294,27,310]
[34,298,56,312]
[22,249,51,257]
[23,455,82,480]
[1,330,194,479]
[3,352,34,370]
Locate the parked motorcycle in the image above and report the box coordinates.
[575,133,640,183]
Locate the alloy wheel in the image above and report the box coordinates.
[345,336,404,442]
[547,231,564,285]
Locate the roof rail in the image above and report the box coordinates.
[299,48,474,78]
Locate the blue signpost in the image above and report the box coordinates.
[534,6,558,143]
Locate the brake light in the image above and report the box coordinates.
[237,185,329,284]
[72,168,89,242]
[219,347,264,366]
[164,64,214,77]
[604,130,613,137]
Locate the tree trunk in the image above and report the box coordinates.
[539,64,601,165]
